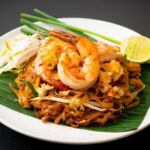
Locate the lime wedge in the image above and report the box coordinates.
[120,36,150,63]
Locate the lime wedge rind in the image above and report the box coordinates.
[127,57,150,64]
[120,36,150,64]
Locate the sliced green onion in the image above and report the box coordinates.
[27,81,38,97]
[124,54,127,65]
[130,85,135,92]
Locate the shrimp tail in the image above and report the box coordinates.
[49,30,78,44]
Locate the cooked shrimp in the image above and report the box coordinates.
[34,37,76,90]
[99,60,124,98]
[50,30,100,90]
[96,41,120,62]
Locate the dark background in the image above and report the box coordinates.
[0,0,150,149]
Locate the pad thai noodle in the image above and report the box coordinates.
[10,30,145,127]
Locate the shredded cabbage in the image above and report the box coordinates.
[30,96,122,112]
[0,33,41,74]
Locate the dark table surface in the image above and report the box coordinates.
[0,0,150,148]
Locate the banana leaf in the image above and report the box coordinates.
[0,64,150,132]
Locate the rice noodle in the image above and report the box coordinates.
[30,96,121,112]
[12,30,145,127]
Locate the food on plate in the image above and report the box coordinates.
[5,30,144,127]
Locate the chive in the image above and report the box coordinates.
[21,27,48,37]
[20,13,121,44]
[33,8,61,23]
[33,8,97,42]
[20,18,49,36]
[19,79,26,82]
[21,18,48,32]
[27,81,38,97]
[130,85,135,92]
[20,28,35,35]
[124,54,127,65]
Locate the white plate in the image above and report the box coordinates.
[0,18,150,144]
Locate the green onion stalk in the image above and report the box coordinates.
[20,9,121,44]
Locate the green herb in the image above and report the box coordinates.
[20,8,121,43]
[20,18,49,37]
[27,81,38,97]
[20,28,35,35]
[130,85,135,92]
[14,99,18,102]
[128,79,135,93]
[124,54,127,65]
[33,8,97,42]
[20,12,121,44]
[9,66,23,74]
[19,79,26,82]
[33,8,62,23]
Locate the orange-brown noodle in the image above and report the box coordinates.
[12,30,145,127]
